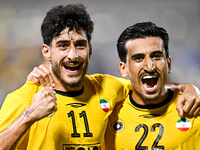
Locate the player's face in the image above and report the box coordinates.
[43,27,92,91]
[120,37,171,104]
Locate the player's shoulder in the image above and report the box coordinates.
[86,73,128,84]
[86,73,115,79]
[2,81,41,108]
[7,81,41,99]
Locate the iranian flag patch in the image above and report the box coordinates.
[176,119,191,131]
[100,99,110,112]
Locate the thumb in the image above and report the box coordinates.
[176,96,185,118]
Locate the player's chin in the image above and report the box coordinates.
[66,75,85,88]
[141,89,160,101]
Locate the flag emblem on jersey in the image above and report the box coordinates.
[176,119,191,131]
[100,99,110,112]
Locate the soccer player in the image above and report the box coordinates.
[105,21,200,149]
[0,4,133,150]
[0,4,199,150]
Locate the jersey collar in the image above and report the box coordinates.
[54,86,84,97]
[129,89,174,109]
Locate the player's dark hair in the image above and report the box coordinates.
[117,21,169,63]
[41,3,94,46]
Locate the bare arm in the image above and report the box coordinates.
[0,87,57,150]
[166,82,200,118]
[0,108,34,150]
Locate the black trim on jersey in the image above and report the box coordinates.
[129,89,174,109]
[54,86,84,97]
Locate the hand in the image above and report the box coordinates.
[176,85,200,118]
[24,86,57,122]
[26,64,55,88]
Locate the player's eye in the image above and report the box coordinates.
[75,42,87,50]
[58,43,69,50]
[132,55,144,62]
[152,53,163,60]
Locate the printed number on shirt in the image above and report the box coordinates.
[135,123,164,150]
[68,110,93,138]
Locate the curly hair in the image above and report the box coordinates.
[41,3,94,46]
[117,22,169,63]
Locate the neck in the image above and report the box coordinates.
[53,79,83,92]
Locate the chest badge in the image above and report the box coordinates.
[112,120,125,132]
[176,118,191,131]
[100,99,110,112]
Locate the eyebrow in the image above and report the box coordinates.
[56,39,88,44]
[76,39,88,43]
[150,50,164,55]
[56,40,70,44]
[131,53,144,59]
[131,50,164,59]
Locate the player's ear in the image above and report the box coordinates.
[42,44,51,61]
[119,62,128,78]
[89,43,92,59]
[167,57,172,74]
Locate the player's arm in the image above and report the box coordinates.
[0,87,57,150]
[166,82,200,118]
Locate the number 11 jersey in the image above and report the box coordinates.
[0,74,130,150]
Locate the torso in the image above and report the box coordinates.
[105,90,200,150]
[0,74,130,150]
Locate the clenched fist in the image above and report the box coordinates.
[23,86,57,122]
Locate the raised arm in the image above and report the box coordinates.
[166,82,200,118]
[0,87,57,150]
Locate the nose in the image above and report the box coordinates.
[143,57,155,72]
[67,46,79,61]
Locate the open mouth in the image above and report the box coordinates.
[142,75,158,92]
[63,63,81,73]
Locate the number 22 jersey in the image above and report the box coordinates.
[105,90,200,150]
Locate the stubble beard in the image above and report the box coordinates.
[51,60,88,89]
[138,80,163,102]
[140,90,162,102]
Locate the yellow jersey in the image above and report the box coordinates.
[0,74,130,150]
[105,90,200,150]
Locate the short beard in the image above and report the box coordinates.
[51,60,88,89]
[140,89,162,102]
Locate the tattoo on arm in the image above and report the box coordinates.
[20,108,35,120]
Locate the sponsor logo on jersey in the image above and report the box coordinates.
[139,114,161,119]
[100,99,110,112]
[176,119,191,131]
[111,120,124,132]
[63,143,100,150]
[66,103,86,108]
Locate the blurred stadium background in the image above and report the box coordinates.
[0,0,200,106]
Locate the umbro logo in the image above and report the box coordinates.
[66,103,86,108]
[139,114,161,119]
